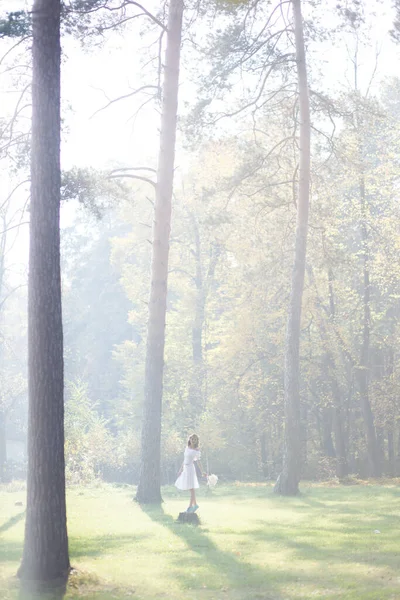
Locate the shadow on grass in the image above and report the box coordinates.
[250,518,400,572]
[69,532,151,559]
[0,538,23,562]
[0,511,25,534]
[140,503,299,599]
[18,577,67,600]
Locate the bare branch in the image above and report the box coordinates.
[97,12,147,32]
[0,179,30,213]
[0,36,30,66]
[111,166,156,174]
[0,284,27,312]
[90,85,159,119]
[213,55,293,123]
[107,173,157,189]
[0,221,29,236]
[168,267,196,283]
[126,0,167,31]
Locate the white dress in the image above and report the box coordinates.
[175,447,201,490]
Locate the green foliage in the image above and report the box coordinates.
[0,12,31,39]
[65,380,118,484]
[61,167,129,217]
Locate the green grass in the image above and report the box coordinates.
[1,481,400,599]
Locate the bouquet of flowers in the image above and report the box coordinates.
[207,473,218,488]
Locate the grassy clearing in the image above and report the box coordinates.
[1,481,400,599]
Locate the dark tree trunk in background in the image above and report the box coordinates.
[0,409,6,482]
[327,269,349,478]
[189,215,220,423]
[331,393,348,479]
[18,0,70,585]
[260,431,269,478]
[308,264,349,479]
[322,407,336,458]
[274,0,310,496]
[136,0,183,504]
[387,347,395,476]
[387,430,394,475]
[357,176,381,477]
[189,214,206,420]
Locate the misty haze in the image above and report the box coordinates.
[1,1,400,599]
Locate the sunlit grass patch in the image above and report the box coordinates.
[1,482,400,599]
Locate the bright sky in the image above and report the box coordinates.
[0,0,399,283]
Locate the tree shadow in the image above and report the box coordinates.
[69,532,151,559]
[0,539,23,562]
[18,577,67,600]
[250,520,400,572]
[0,511,25,534]
[140,503,298,598]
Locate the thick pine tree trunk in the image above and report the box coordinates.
[274,0,310,496]
[18,0,70,585]
[136,0,183,504]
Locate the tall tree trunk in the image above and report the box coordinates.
[307,265,349,478]
[327,270,349,478]
[386,431,395,476]
[189,216,220,423]
[18,0,69,584]
[0,408,6,482]
[136,0,183,504]
[274,0,310,496]
[321,406,336,458]
[387,346,395,476]
[357,176,381,477]
[260,431,269,478]
[189,214,206,421]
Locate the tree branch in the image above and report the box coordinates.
[90,85,159,118]
[107,172,157,189]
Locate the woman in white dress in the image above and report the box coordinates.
[175,433,205,513]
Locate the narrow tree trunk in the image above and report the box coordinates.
[322,406,336,457]
[308,264,349,478]
[189,217,220,422]
[396,429,400,476]
[330,368,348,478]
[0,409,6,482]
[327,269,349,478]
[260,431,269,478]
[18,0,69,586]
[358,176,381,477]
[136,0,183,504]
[274,0,310,496]
[301,399,308,468]
[189,215,206,420]
[387,346,395,477]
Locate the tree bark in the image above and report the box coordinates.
[274,0,310,496]
[260,431,269,478]
[321,406,336,458]
[136,0,183,504]
[189,214,206,420]
[357,176,381,477]
[18,0,70,584]
[189,216,220,422]
[327,269,349,478]
[0,409,6,482]
[387,430,394,475]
